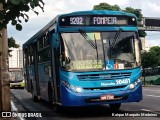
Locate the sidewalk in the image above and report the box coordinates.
[142,85,160,88]
[0,93,27,120]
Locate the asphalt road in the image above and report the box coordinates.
[10,86,160,120]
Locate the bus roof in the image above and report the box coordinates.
[23,10,137,48]
[60,10,137,17]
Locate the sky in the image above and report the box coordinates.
[7,0,160,47]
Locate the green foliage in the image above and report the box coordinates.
[123,7,146,37]
[149,46,160,56]
[93,3,146,37]
[138,30,146,37]
[93,3,121,11]
[123,7,142,22]
[0,0,44,31]
[141,46,160,68]
[8,37,20,48]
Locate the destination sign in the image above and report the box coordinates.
[59,15,137,26]
[93,17,117,25]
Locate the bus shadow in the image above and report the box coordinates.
[11,89,124,118]
[59,105,123,118]
[39,100,123,118]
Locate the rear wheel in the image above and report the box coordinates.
[54,104,62,113]
[48,84,54,103]
[109,103,121,110]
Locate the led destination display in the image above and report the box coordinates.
[59,15,137,26]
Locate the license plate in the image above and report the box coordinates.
[100,94,114,100]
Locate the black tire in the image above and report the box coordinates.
[48,84,54,103]
[54,104,62,113]
[109,103,121,110]
[31,86,39,102]
[48,84,61,112]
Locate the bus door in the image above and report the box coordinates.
[23,48,29,91]
[33,42,40,96]
[50,31,61,103]
[24,48,32,92]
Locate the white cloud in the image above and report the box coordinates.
[124,0,160,17]
[148,39,160,47]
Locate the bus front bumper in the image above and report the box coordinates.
[61,83,142,106]
[10,81,25,89]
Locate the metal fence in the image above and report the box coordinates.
[142,67,160,85]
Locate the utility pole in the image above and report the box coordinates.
[0,3,11,112]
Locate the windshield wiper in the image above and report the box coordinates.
[93,34,99,64]
[79,29,97,49]
[79,29,99,64]
[110,28,122,49]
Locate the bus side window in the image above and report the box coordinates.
[38,48,50,63]
[38,37,44,50]
[44,32,49,47]
[27,48,30,65]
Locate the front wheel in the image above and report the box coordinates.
[109,103,121,110]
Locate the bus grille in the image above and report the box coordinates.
[83,85,127,91]
[77,72,131,81]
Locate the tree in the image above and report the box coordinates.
[141,46,160,68]
[149,46,160,65]
[93,3,121,11]
[0,0,44,31]
[123,7,143,22]
[8,37,20,48]
[0,0,44,112]
[93,3,146,37]
[123,7,146,37]
[141,52,159,68]
[149,46,160,57]
[141,46,160,86]
[8,37,20,57]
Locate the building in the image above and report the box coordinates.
[9,48,23,68]
[140,37,150,52]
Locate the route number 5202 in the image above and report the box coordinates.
[70,17,83,25]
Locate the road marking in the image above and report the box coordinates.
[11,100,25,120]
[153,91,160,93]
[146,95,160,98]
[141,109,152,112]
[141,109,160,115]
[143,89,160,92]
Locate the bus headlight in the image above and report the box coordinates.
[134,82,138,86]
[70,85,75,90]
[76,87,83,93]
[129,78,141,90]
[137,78,141,83]
[62,80,70,88]
[135,78,141,86]
[130,84,135,89]
[62,80,83,93]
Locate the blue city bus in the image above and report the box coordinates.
[23,10,143,110]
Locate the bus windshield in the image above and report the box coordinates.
[60,31,140,71]
[9,71,24,82]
